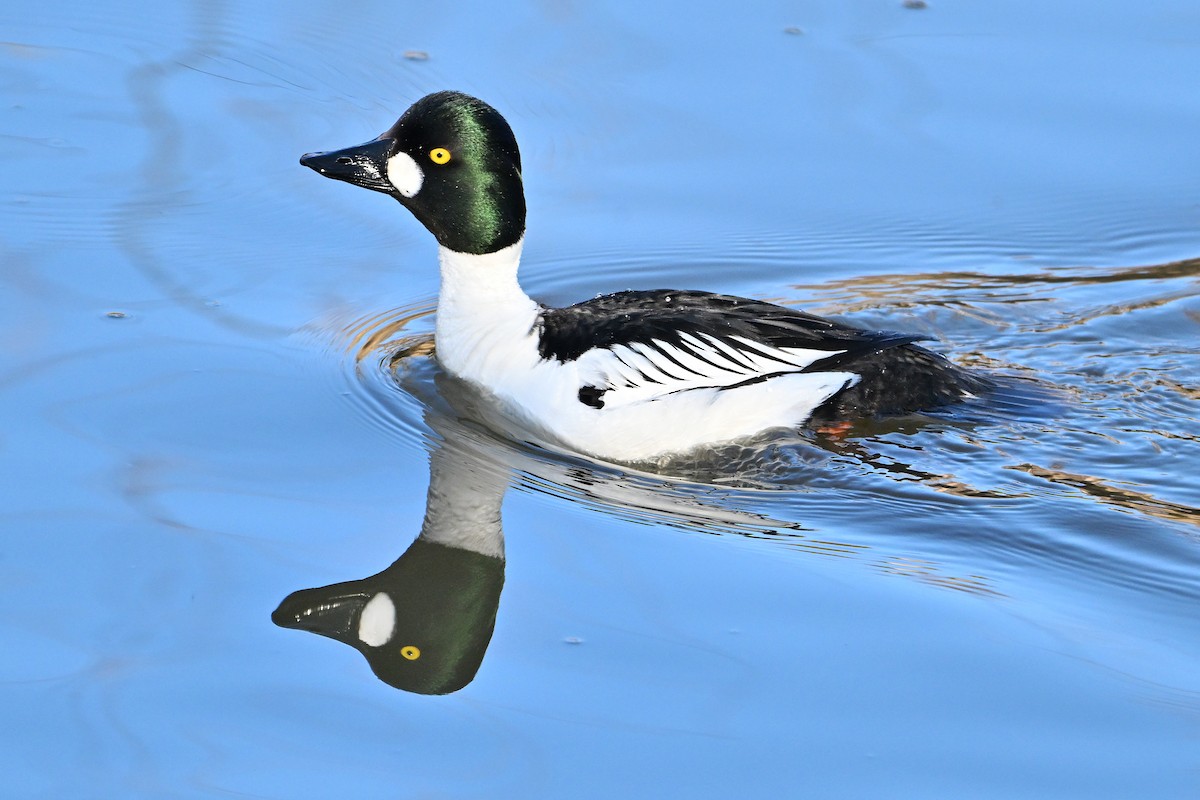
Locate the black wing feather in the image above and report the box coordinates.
[537,289,987,419]
[536,289,921,369]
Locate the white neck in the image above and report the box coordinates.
[434,238,542,382]
[417,438,508,559]
[437,238,527,303]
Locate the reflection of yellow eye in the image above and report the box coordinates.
[429,148,451,165]
[401,645,421,660]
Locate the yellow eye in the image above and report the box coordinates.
[400,645,421,660]
[429,148,451,165]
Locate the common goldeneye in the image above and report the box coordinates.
[301,91,984,462]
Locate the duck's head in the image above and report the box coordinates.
[301,91,524,255]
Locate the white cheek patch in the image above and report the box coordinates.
[357,592,396,647]
[386,151,424,197]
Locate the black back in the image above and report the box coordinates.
[537,289,986,418]
[537,289,920,370]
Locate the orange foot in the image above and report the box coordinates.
[816,420,855,438]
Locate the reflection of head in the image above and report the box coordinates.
[273,538,504,694]
[274,422,510,695]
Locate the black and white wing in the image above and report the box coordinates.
[536,290,924,410]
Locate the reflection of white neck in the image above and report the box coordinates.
[417,438,509,559]
[434,239,540,384]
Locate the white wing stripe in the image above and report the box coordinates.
[575,329,856,411]
[781,345,844,369]
[676,335,748,376]
[726,334,804,366]
[687,333,766,374]
[604,350,646,387]
[617,345,672,384]
[694,332,783,373]
[675,331,749,373]
[695,332,760,371]
[628,341,698,380]
[728,334,845,372]
[642,339,741,381]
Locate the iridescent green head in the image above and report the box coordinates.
[301,91,525,255]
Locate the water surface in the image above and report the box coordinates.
[2,1,1199,797]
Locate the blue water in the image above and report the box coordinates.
[2,1,1199,797]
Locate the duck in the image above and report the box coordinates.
[300,91,986,462]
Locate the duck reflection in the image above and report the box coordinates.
[273,352,1008,694]
[273,429,509,695]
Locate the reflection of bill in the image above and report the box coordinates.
[273,431,509,695]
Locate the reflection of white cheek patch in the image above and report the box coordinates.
[358,592,395,647]
[386,152,424,197]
